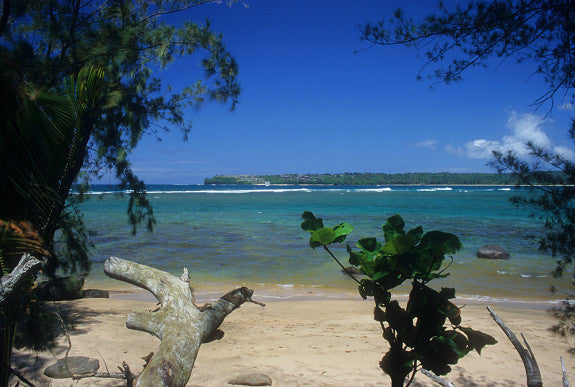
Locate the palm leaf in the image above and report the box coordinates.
[0,60,106,271]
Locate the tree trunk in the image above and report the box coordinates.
[0,0,10,38]
[0,325,15,387]
[103,257,261,386]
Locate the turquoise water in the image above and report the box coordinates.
[77,185,569,302]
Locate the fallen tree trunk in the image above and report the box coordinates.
[104,257,261,386]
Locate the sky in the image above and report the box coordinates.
[122,0,575,184]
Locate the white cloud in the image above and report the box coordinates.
[503,112,549,150]
[554,146,575,160]
[412,139,438,149]
[559,103,573,111]
[446,112,573,160]
[463,139,501,159]
[444,144,464,156]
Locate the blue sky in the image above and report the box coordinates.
[123,0,575,184]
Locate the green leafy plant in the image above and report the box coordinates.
[301,211,497,386]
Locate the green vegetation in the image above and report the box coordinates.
[301,212,496,386]
[0,0,240,382]
[205,172,518,185]
[362,0,575,343]
[0,62,107,385]
[360,1,573,109]
[493,128,575,344]
[0,0,240,273]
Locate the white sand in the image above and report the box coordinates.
[10,290,575,386]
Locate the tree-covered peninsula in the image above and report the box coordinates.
[204,172,519,185]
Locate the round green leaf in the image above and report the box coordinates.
[309,227,336,248]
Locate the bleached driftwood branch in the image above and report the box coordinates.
[0,254,42,324]
[420,369,455,387]
[104,257,261,386]
[487,306,542,387]
[561,356,570,387]
[0,254,42,386]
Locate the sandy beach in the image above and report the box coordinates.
[10,287,575,386]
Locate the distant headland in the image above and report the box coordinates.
[204,172,519,185]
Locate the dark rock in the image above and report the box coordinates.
[342,266,363,276]
[81,289,110,298]
[228,373,273,386]
[44,356,99,378]
[36,275,85,301]
[477,244,510,260]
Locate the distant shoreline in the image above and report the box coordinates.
[245,183,514,186]
[203,172,532,186]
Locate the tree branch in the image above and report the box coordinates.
[420,368,455,387]
[0,0,10,38]
[104,257,193,307]
[141,0,219,23]
[0,254,43,324]
[561,356,570,387]
[103,257,262,386]
[0,359,34,387]
[487,306,542,387]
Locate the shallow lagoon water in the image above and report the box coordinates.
[77,185,569,302]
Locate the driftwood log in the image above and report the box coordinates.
[0,254,43,386]
[0,254,42,322]
[487,306,543,387]
[103,257,261,386]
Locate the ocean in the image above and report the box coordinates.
[76,184,570,303]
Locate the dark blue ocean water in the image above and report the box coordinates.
[77,184,569,302]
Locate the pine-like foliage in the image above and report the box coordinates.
[490,121,575,347]
[491,122,575,281]
[360,0,575,109]
[0,0,241,254]
[360,0,575,349]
